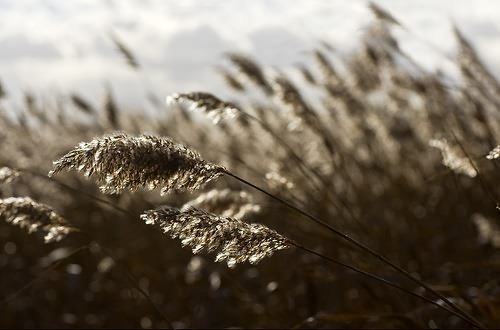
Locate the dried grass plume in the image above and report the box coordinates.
[0,197,76,243]
[0,167,20,184]
[49,133,226,195]
[166,92,240,124]
[487,146,500,160]
[183,189,261,220]
[141,205,289,267]
[472,213,500,247]
[429,138,477,177]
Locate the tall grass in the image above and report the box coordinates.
[1,4,500,328]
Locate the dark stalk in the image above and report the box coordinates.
[1,245,89,305]
[449,129,499,208]
[97,245,173,329]
[289,241,478,328]
[241,111,367,230]
[11,166,129,215]
[224,170,484,328]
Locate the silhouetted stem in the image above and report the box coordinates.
[224,170,484,329]
[289,241,478,328]
[12,166,129,215]
[242,111,369,231]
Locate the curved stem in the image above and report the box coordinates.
[75,231,173,328]
[449,129,499,207]
[13,167,129,215]
[242,111,366,230]
[97,245,172,329]
[224,170,484,329]
[1,245,89,305]
[243,112,326,192]
[289,241,478,328]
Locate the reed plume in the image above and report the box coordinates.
[0,78,6,99]
[217,67,245,92]
[227,53,273,95]
[183,188,260,220]
[472,213,500,247]
[141,205,289,268]
[110,33,140,69]
[0,167,20,184]
[0,197,76,243]
[313,49,340,84]
[49,133,226,195]
[487,145,500,160]
[297,64,317,85]
[454,26,500,97]
[272,75,319,126]
[429,138,478,177]
[368,2,402,26]
[166,92,240,124]
[104,86,119,129]
[71,94,96,115]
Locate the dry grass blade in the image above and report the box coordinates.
[141,205,289,268]
[49,133,226,195]
[183,188,261,219]
[166,92,240,124]
[0,197,76,243]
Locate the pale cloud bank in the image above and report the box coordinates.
[0,0,499,108]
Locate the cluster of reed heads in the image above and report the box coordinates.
[1,4,500,329]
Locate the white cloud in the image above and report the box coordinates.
[0,0,499,107]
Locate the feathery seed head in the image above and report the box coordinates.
[71,94,96,114]
[314,50,338,80]
[49,133,226,195]
[472,214,500,247]
[166,92,240,124]
[227,53,273,95]
[272,76,309,113]
[368,2,401,26]
[0,167,20,184]
[217,67,245,92]
[486,146,500,160]
[183,189,261,220]
[297,64,317,85]
[141,205,289,268]
[429,138,477,178]
[0,197,76,243]
[110,33,140,69]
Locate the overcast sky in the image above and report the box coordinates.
[1,0,499,109]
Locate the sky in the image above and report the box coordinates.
[0,0,499,109]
